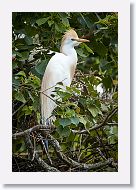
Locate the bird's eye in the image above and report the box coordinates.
[71,38,75,41]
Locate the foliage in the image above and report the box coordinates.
[12,12,118,172]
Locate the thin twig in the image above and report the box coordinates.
[40,78,67,93]
[12,102,27,116]
[72,107,118,134]
[41,92,58,104]
[77,134,83,162]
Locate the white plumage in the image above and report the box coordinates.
[40,29,89,125]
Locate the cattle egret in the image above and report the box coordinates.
[40,29,89,154]
[41,29,89,126]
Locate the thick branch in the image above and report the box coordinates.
[12,108,117,171]
[12,125,46,139]
[13,124,116,171]
[48,134,113,171]
[35,154,59,172]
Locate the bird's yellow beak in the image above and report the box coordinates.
[75,38,90,43]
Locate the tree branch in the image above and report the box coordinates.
[12,107,118,171]
[12,122,116,171]
[24,132,59,172]
[12,102,27,116]
[12,107,117,138]
[72,107,118,134]
[12,125,46,139]
[48,134,114,171]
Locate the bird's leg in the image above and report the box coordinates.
[40,117,51,151]
[41,118,53,163]
[39,117,53,164]
[46,118,51,126]
[42,118,51,151]
[37,132,52,165]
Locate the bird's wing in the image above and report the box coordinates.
[44,53,74,88]
[40,53,72,124]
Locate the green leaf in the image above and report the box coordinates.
[15,139,26,153]
[36,112,41,124]
[25,25,37,37]
[79,13,92,28]
[57,125,71,137]
[66,86,80,94]
[32,96,40,112]
[28,91,34,102]
[61,17,69,27]
[88,105,99,117]
[62,126,71,137]
[65,109,75,117]
[68,131,75,141]
[16,71,26,77]
[24,36,33,45]
[112,126,118,135]
[93,41,107,57]
[35,60,48,76]
[54,119,60,127]
[57,91,71,101]
[83,43,94,54]
[12,61,18,69]
[22,105,32,115]
[18,51,29,61]
[58,13,70,27]
[101,103,108,112]
[112,92,118,100]
[59,118,71,127]
[108,135,117,144]
[14,91,26,103]
[14,51,22,57]
[70,117,79,126]
[48,20,54,27]
[55,23,66,33]
[36,17,49,26]
[85,120,92,131]
[77,48,87,58]
[113,80,118,85]
[79,98,86,107]
[79,116,87,126]
[12,77,20,89]
[102,76,112,89]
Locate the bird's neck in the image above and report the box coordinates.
[60,45,77,61]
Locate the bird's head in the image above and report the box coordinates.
[61,29,90,48]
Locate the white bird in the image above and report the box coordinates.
[40,29,89,126]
